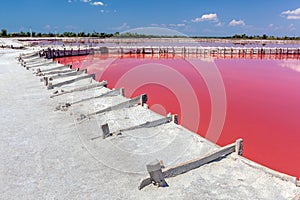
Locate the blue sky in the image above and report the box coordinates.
[0,0,299,36]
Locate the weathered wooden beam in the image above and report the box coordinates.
[20,52,39,59]
[22,57,49,63]
[71,88,123,105]
[42,69,76,76]
[85,94,147,118]
[92,115,173,140]
[146,160,168,188]
[139,140,239,190]
[40,64,72,73]
[162,142,236,178]
[50,80,107,98]
[48,74,95,89]
[120,116,172,132]
[235,138,243,156]
[26,61,56,69]
[21,57,44,65]
[48,69,87,80]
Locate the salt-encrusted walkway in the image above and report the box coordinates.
[1,45,299,199]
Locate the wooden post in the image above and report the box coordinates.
[172,114,178,125]
[84,94,148,118]
[120,88,125,97]
[101,123,112,139]
[235,138,243,156]
[44,77,49,86]
[47,82,54,90]
[140,94,148,106]
[139,141,238,190]
[146,160,168,187]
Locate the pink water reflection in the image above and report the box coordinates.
[55,54,300,178]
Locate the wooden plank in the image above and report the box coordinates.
[162,143,236,178]
[49,74,95,89]
[20,52,39,59]
[50,80,107,98]
[85,94,147,118]
[138,141,237,190]
[26,61,55,68]
[22,57,45,64]
[71,88,123,105]
[41,64,72,73]
[42,69,76,76]
[48,69,87,80]
[120,116,172,132]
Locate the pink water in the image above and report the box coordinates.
[56,54,300,178]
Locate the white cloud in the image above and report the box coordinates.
[177,23,186,27]
[215,22,224,27]
[229,19,245,26]
[192,13,218,22]
[80,0,91,2]
[91,1,104,6]
[281,8,300,19]
[168,23,186,27]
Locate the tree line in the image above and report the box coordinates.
[230,34,300,40]
[0,29,115,38]
[1,28,299,40]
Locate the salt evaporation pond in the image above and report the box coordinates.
[56,53,300,179]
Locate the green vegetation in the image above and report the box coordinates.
[0,29,8,37]
[230,34,300,40]
[0,28,299,40]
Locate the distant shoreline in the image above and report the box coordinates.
[15,37,300,45]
